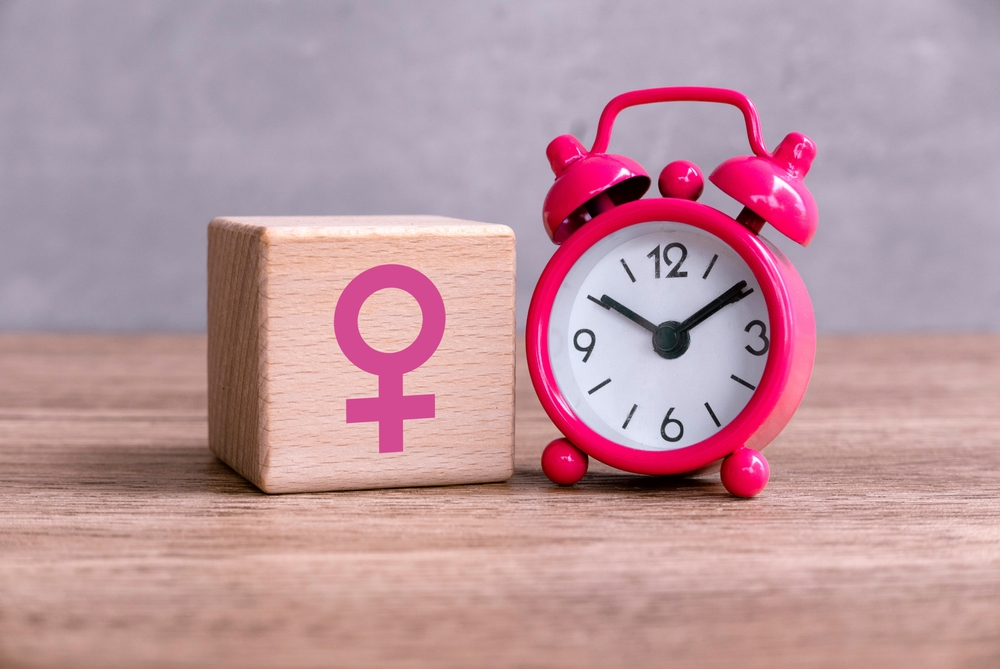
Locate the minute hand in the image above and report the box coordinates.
[676,281,754,333]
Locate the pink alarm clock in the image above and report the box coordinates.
[526,87,817,497]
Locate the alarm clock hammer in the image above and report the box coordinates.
[591,280,754,359]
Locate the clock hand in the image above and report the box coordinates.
[649,280,754,360]
[676,280,754,333]
[592,282,752,360]
[588,294,658,333]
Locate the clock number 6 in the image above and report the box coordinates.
[660,407,684,442]
[744,320,770,356]
[646,243,688,279]
[573,328,596,362]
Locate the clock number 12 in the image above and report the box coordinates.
[646,243,688,279]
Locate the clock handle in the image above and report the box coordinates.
[589,87,770,158]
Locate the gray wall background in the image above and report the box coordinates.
[1,0,998,332]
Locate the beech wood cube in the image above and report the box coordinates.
[207,216,516,493]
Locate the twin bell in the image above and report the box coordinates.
[541,131,818,247]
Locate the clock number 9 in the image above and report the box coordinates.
[646,243,688,278]
[660,407,684,442]
[744,320,770,356]
[573,328,596,363]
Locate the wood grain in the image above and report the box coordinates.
[1,334,999,668]
[207,216,516,493]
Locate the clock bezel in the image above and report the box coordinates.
[527,198,797,475]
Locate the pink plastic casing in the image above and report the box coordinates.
[721,447,770,498]
[658,160,704,201]
[541,438,590,485]
[526,198,816,475]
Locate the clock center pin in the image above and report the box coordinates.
[652,321,690,359]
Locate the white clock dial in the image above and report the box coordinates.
[548,221,770,451]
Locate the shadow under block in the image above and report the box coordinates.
[207,216,516,493]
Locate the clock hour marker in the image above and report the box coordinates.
[622,403,638,429]
[620,258,636,283]
[702,254,719,279]
[588,378,611,394]
[704,402,721,427]
[730,374,757,391]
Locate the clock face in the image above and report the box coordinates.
[548,220,770,452]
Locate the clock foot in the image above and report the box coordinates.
[720,447,769,497]
[541,438,589,485]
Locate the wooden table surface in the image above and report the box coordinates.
[1,334,998,668]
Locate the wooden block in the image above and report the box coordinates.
[207,216,516,493]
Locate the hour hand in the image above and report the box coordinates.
[588,294,658,333]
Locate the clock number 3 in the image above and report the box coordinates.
[573,328,596,362]
[660,407,684,442]
[745,320,770,356]
[646,243,688,279]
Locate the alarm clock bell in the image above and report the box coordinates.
[542,96,818,248]
[710,131,818,245]
[542,134,649,244]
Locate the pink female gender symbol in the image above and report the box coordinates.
[334,264,446,453]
